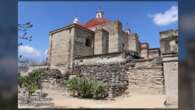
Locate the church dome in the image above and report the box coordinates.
[84,18,108,28]
[84,10,109,28]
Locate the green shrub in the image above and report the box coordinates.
[64,77,81,96]
[77,77,94,98]
[65,77,109,99]
[18,69,42,96]
[93,81,109,99]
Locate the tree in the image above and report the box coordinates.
[18,22,33,71]
[18,70,42,102]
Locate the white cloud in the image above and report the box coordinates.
[150,6,178,26]
[18,45,42,58]
[18,45,49,65]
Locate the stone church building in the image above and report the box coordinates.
[48,10,161,69]
[47,10,178,106]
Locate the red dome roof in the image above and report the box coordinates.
[84,18,108,28]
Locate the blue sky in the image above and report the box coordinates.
[18,1,178,61]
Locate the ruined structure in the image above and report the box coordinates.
[47,10,178,105]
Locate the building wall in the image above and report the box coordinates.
[160,29,178,55]
[94,29,109,54]
[140,43,149,59]
[88,21,140,54]
[160,29,178,106]
[49,29,72,68]
[48,24,95,73]
[74,27,94,57]
[127,59,164,94]
[163,56,178,105]
[88,21,122,53]
[74,57,164,96]
[148,48,160,59]
[120,32,129,51]
[127,33,140,52]
[74,52,126,65]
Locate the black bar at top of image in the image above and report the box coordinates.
[18,0,177,1]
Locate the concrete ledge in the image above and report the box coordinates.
[162,56,178,62]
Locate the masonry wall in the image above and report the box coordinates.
[127,33,140,52]
[94,29,109,54]
[163,56,178,105]
[140,49,148,59]
[126,59,164,94]
[74,56,164,96]
[74,28,94,57]
[49,29,72,69]
[160,29,178,106]
[74,52,126,65]
[140,43,149,59]
[120,32,129,51]
[148,48,160,59]
[160,29,178,55]
[88,21,122,53]
[74,62,128,97]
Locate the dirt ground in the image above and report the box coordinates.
[44,89,167,108]
[19,88,178,109]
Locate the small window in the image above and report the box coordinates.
[122,43,125,50]
[85,38,92,47]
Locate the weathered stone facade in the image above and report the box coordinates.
[140,42,149,59]
[74,62,128,97]
[126,59,164,94]
[73,57,164,97]
[45,10,178,105]
[48,11,141,70]
[160,29,178,106]
[160,29,178,55]
[48,24,95,72]
[162,55,178,105]
[94,29,109,54]
[148,48,160,59]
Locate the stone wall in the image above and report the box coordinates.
[48,24,95,73]
[74,52,126,65]
[160,29,178,106]
[94,29,109,54]
[89,21,122,53]
[49,28,72,67]
[127,33,140,52]
[74,27,94,57]
[20,65,48,76]
[73,62,129,97]
[73,57,165,97]
[148,48,160,59]
[140,43,149,59]
[162,55,178,105]
[126,59,164,94]
[160,29,178,55]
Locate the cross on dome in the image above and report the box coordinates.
[96,9,104,19]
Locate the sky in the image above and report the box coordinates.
[18,1,178,62]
